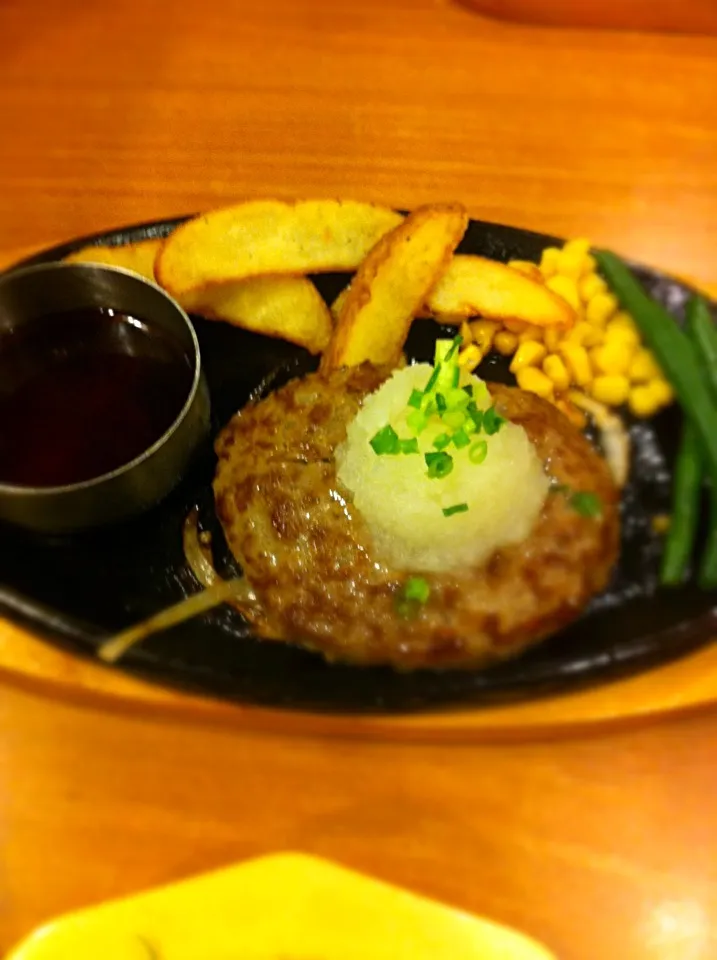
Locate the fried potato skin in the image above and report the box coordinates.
[64,239,162,282]
[155,199,404,296]
[427,254,576,327]
[320,203,468,371]
[65,236,332,354]
[183,276,332,354]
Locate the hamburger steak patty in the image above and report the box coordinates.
[213,365,620,669]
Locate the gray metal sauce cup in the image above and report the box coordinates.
[0,262,210,533]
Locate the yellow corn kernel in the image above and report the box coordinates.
[611,310,637,331]
[629,347,663,382]
[590,341,633,377]
[581,253,597,277]
[459,320,473,346]
[578,272,608,304]
[604,318,640,349]
[543,354,571,392]
[628,384,661,418]
[539,246,561,278]
[559,342,592,387]
[557,238,591,280]
[508,260,542,282]
[583,325,604,348]
[546,275,581,312]
[568,321,603,348]
[518,324,544,343]
[469,319,498,353]
[591,374,630,406]
[494,330,519,356]
[510,341,547,373]
[458,343,482,372]
[543,326,563,353]
[585,292,618,326]
[647,378,675,407]
[516,366,554,399]
[554,398,587,429]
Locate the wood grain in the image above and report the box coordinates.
[2,0,717,957]
[3,682,717,960]
[459,0,717,35]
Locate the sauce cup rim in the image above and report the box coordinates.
[0,261,204,497]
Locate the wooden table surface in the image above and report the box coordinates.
[2,1,717,957]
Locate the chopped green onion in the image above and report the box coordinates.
[425,451,454,479]
[452,428,470,449]
[423,364,441,395]
[549,483,602,518]
[466,403,483,432]
[433,339,453,365]
[433,432,452,451]
[434,336,463,366]
[394,576,431,618]
[469,440,488,464]
[432,337,464,395]
[407,410,428,435]
[444,335,463,362]
[443,502,469,517]
[463,384,474,397]
[569,491,602,518]
[436,392,447,413]
[483,405,505,435]
[399,437,419,455]
[445,388,470,410]
[443,409,466,430]
[404,576,430,603]
[408,388,423,409]
[370,424,399,455]
[425,399,438,417]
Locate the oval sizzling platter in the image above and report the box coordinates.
[0,214,715,713]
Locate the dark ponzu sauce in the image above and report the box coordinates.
[0,308,193,487]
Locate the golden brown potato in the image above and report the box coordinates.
[426,254,576,327]
[330,284,350,321]
[321,203,468,371]
[64,239,162,282]
[183,276,332,354]
[155,199,404,297]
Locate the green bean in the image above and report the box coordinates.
[660,420,702,585]
[595,252,717,488]
[700,492,717,589]
[687,294,717,398]
[686,295,717,588]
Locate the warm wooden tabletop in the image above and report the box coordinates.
[2,1,717,957]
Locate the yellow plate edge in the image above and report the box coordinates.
[8,852,557,960]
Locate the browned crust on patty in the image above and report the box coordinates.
[213,366,620,670]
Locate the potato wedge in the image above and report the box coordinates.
[426,254,576,327]
[321,204,468,371]
[64,239,162,282]
[156,199,404,297]
[183,276,332,355]
[330,284,350,321]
